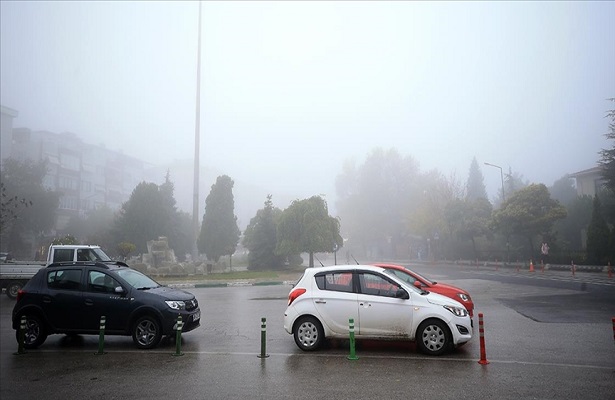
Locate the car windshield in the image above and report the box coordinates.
[404,268,435,285]
[91,248,112,261]
[115,268,160,290]
[382,270,426,294]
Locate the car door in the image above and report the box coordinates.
[42,268,84,330]
[311,271,359,335]
[82,270,132,333]
[356,271,413,337]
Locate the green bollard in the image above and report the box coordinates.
[14,315,27,355]
[257,317,269,358]
[173,315,184,356]
[95,316,106,355]
[347,317,358,360]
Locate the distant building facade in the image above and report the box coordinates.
[1,104,152,234]
[0,105,18,162]
[568,166,605,197]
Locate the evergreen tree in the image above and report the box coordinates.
[243,195,284,270]
[586,195,611,265]
[198,175,240,263]
[114,182,168,254]
[467,157,488,201]
[599,98,615,192]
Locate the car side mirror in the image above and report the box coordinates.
[114,286,125,295]
[413,281,422,288]
[395,288,409,299]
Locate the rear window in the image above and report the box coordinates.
[314,272,354,293]
[53,249,74,263]
[47,269,82,291]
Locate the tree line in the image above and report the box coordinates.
[2,100,614,266]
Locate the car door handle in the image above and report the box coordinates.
[359,302,371,307]
[314,299,326,304]
[42,296,51,303]
[84,299,93,306]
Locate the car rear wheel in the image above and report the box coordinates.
[293,316,324,351]
[6,281,25,299]
[416,319,452,356]
[132,315,162,349]
[15,314,48,349]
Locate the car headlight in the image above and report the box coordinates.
[443,305,468,317]
[457,293,470,302]
[165,300,186,310]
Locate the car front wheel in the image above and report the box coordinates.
[293,316,324,351]
[416,319,452,356]
[15,314,48,349]
[132,315,162,349]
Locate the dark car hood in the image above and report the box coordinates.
[137,286,195,301]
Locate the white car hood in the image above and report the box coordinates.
[425,291,465,309]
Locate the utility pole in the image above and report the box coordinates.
[192,1,202,262]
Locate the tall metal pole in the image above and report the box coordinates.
[192,1,202,261]
[484,162,505,202]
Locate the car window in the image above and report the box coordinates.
[358,272,400,298]
[53,249,74,263]
[47,269,82,291]
[88,271,121,293]
[314,272,354,293]
[115,268,159,289]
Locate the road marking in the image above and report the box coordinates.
[22,349,614,370]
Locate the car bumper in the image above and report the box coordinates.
[449,316,473,345]
[162,308,201,335]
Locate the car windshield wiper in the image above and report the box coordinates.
[136,286,154,290]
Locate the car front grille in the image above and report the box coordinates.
[185,298,198,311]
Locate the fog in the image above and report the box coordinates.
[1,1,614,224]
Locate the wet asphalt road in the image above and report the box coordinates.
[1,263,614,400]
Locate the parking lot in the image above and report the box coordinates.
[1,263,614,399]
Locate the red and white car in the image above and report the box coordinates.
[374,263,475,317]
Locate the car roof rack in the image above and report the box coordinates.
[47,261,125,269]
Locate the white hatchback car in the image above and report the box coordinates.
[284,265,472,356]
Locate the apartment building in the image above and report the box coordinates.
[1,105,149,233]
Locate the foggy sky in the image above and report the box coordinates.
[1,1,614,213]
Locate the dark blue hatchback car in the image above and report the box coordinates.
[12,261,200,349]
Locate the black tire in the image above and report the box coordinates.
[131,315,162,349]
[6,281,25,299]
[416,319,452,356]
[15,314,48,349]
[293,316,324,351]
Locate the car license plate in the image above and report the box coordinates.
[193,310,200,322]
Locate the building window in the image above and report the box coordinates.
[59,196,78,210]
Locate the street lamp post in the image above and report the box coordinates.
[484,162,505,202]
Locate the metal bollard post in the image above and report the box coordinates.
[571,261,575,277]
[95,316,106,355]
[347,318,358,360]
[14,315,27,355]
[257,317,269,358]
[173,315,184,356]
[477,313,489,365]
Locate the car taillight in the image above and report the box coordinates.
[16,289,25,302]
[288,288,306,306]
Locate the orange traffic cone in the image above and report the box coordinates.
[529,260,535,272]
